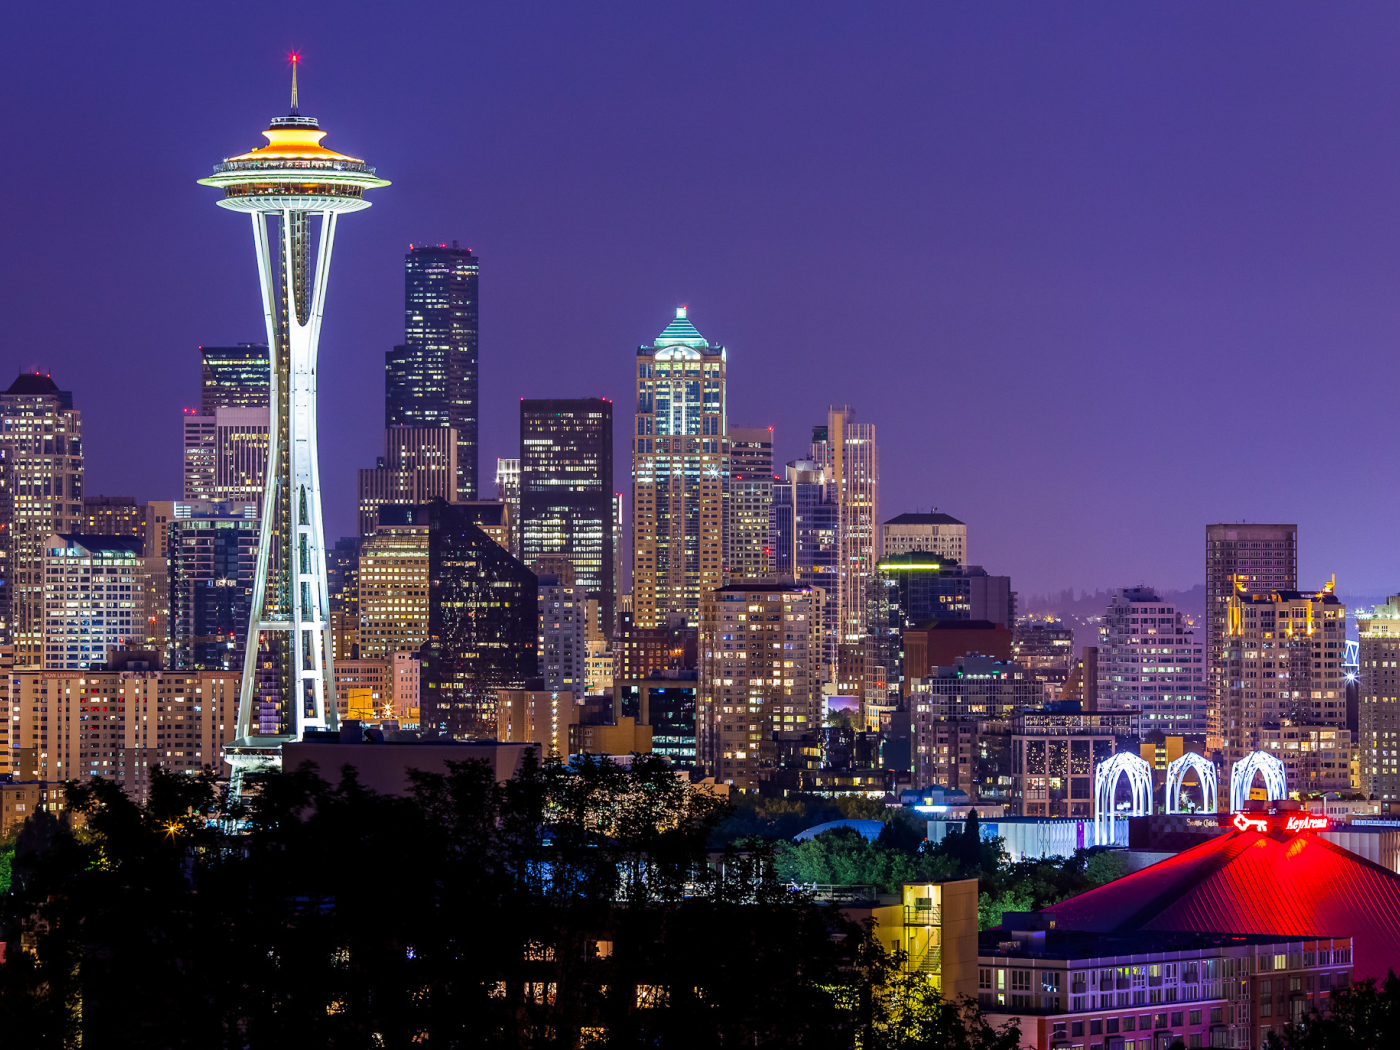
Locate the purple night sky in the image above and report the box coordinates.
[4,3,1400,598]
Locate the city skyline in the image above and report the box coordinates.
[9,6,1400,601]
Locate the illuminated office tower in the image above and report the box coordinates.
[201,343,270,410]
[698,580,823,789]
[520,399,613,633]
[385,243,479,499]
[357,514,430,663]
[632,307,728,628]
[415,500,538,738]
[1358,597,1400,800]
[198,62,388,780]
[727,426,773,582]
[1205,524,1297,750]
[168,501,260,671]
[809,406,878,652]
[183,406,269,502]
[356,426,460,537]
[0,373,83,665]
[42,534,144,670]
[1222,585,1346,760]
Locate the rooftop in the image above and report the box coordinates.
[652,306,709,348]
[885,512,965,526]
[51,534,144,557]
[1043,824,1400,978]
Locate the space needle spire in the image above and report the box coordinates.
[199,59,389,793]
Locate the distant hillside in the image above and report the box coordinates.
[1022,585,1206,654]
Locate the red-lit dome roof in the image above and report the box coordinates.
[1043,828,1400,979]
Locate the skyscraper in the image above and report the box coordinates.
[1221,585,1346,760]
[357,513,430,663]
[1358,597,1400,800]
[1096,587,1208,738]
[417,500,538,738]
[200,343,270,411]
[726,426,774,582]
[1205,524,1297,750]
[167,501,260,671]
[520,398,614,633]
[0,373,83,666]
[495,457,522,557]
[199,63,389,780]
[42,534,144,670]
[769,459,839,674]
[810,406,878,652]
[536,571,586,697]
[385,243,479,499]
[356,426,460,537]
[182,406,269,502]
[632,307,728,628]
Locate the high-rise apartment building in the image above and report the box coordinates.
[42,534,144,670]
[0,374,84,665]
[520,398,614,633]
[356,427,460,537]
[632,307,728,628]
[168,501,260,671]
[1358,596,1400,800]
[727,426,774,583]
[882,512,966,562]
[416,500,537,738]
[182,406,269,502]
[9,669,240,797]
[496,457,521,557]
[200,343,270,410]
[698,580,823,789]
[1095,588,1208,737]
[385,243,479,499]
[537,572,586,697]
[810,406,878,651]
[1222,586,1346,760]
[1206,524,1297,749]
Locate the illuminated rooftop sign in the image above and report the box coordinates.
[1224,811,1330,834]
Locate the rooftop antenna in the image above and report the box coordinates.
[289,52,301,115]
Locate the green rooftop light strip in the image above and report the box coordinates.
[879,563,942,570]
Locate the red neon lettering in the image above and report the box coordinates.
[1284,815,1328,831]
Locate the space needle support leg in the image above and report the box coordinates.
[237,209,284,742]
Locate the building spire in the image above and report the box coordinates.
[289,52,301,115]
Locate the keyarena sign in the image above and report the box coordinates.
[1223,811,1330,834]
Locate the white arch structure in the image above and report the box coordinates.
[1094,751,1153,846]
[1229,750,1287,812]
[1165,753,1218,814]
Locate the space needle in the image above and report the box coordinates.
[199,57,389,792]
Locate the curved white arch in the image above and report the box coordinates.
[1229,750,1287,812]
[1094,751,1153,845]
[1166,753,1218,814]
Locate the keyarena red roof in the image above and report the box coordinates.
[1043,828,1400,979]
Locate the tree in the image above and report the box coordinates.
[1264,971,1400,1049]
[0,758,1018,1049]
